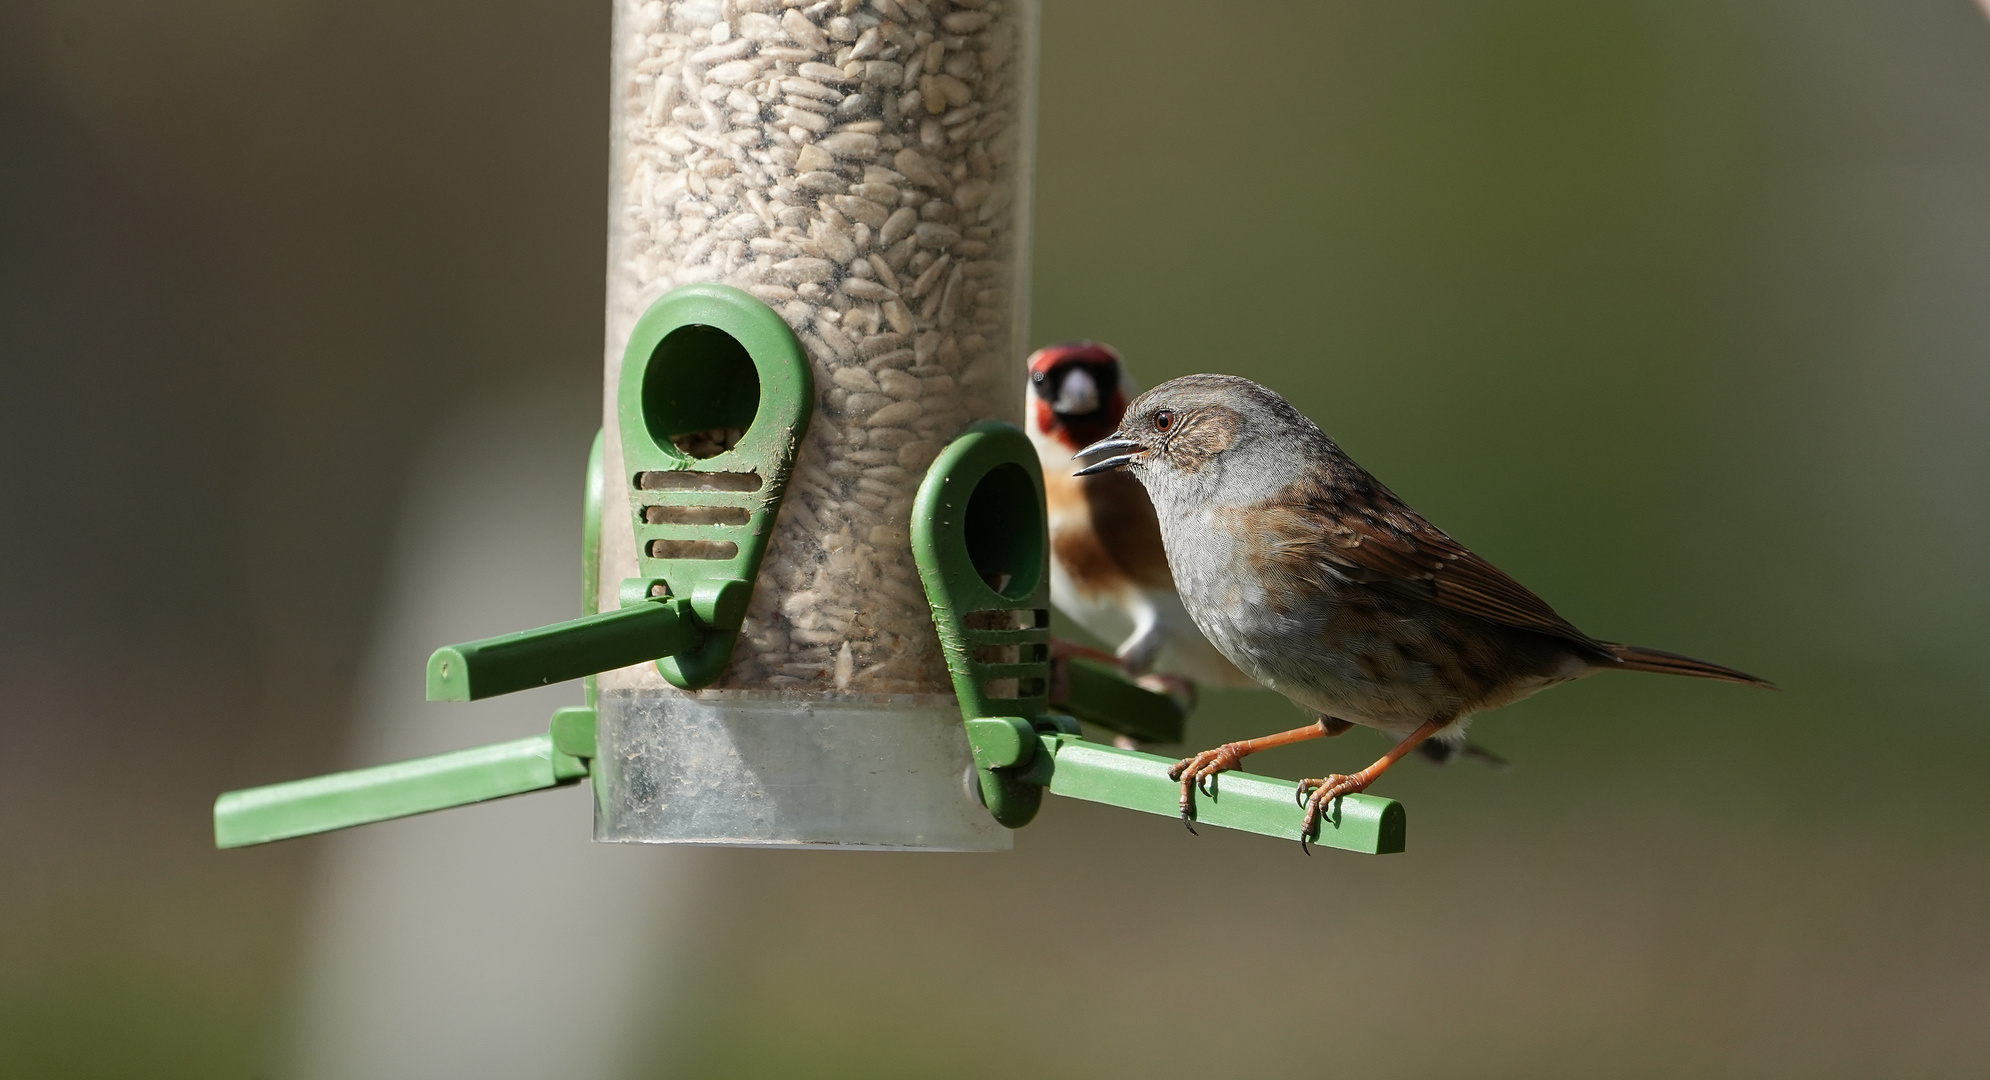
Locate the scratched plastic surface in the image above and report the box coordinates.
[592,687,1011,849]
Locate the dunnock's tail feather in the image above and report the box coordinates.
[1603,643,1775,689]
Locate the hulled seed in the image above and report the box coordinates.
[611,0,1027,694]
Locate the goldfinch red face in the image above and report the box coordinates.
[1026,343,1128,453]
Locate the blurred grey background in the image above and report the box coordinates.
[3,1,1988,1076]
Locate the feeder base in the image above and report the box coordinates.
[592,689,1013,850]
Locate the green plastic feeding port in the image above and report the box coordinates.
[424,283,811,701]
[618,284,812,688]
[910,421,1060,828]
[912,423,1405,854]
[215,284,812,847]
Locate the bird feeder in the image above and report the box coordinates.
[212,0,1407,855]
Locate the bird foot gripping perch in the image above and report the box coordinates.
[910,422,1406,853]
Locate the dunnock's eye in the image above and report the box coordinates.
[1153,409,1175,432]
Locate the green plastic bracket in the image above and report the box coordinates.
[619,283,813,689]
[549,704,597,759]
[910,421,1056,828]
[911,423,1406,853]
[910,422,1053,728]
[422,285,812,701]
[213,706,597,848]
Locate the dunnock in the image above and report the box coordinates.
[1076,374,1770,848]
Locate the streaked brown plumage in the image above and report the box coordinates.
[1075,374,1771,848]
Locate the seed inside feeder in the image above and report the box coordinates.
[670,426,745,459]
[607,0,1034,696]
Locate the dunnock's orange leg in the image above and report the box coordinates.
[1295,718,1448,853]
[1168,716,1352,833]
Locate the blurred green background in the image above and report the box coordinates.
[3,0,1987,1076]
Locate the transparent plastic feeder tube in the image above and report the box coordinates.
[595,0,1038,848]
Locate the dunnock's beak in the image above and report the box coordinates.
[1072,434,1143,476]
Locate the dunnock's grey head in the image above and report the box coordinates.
[1075,373,1328,516]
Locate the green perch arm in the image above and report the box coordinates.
[213,707,597,848]
[426,597,700,702]
[1040,736,1405,854]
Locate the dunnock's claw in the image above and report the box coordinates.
[1172,744,1252,835]
[1180,809,1197,835]
[1299,773,1366,840]
[1172,758,1197,830]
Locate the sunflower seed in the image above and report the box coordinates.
[815,130,879,158]
[843,276,895,301]
[877,369,922,399]
[783,9,830,52]
[940,10,989,33]
[774,256,836,282]
[610,0,1028,692]
[706,59,759,85]
[868,399,922,427]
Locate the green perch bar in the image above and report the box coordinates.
[1041,737,1405,854]
[425,597,699,701]
[211,716,1402,853]
[214,708,598,848]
